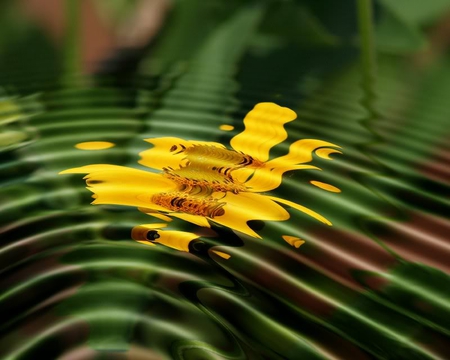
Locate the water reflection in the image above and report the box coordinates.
[61,103,341,250]
[2,1,450,359]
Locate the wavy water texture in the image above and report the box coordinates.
[1,17,450,360]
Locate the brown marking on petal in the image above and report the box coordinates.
[184,145,264,172]
[164,166,247,194]
[152,192,226,218]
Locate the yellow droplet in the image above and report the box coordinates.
[310,181,341,193]
[282,235,305,248]
[75,141,115,150]
[219,124,234,131]
[211,250,231,259]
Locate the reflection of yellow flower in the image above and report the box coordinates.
[60,103,341,242]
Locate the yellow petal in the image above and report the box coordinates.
[231,167,254,183]
[230,103,297,162]
[154,230,199,252]
[268,195,332,226]
[315,148,342,160]
[136,240,157,247]
[149,213,173,222]
[211,192,290,238]
[241,139,340,192]
[60,164,178,210]
[243,164,320,193]
[266,139,341,169]
[139,223,168,229]
[139,137,225,170]
[171,213,211,228]
[133,226,198,252]
[137,209,173,222]
[132,224,167,244]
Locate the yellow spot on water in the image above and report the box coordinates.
[75,141,115,150]
[310,181,341,193]
[282,235,305,248]
[211,250,231,259]
[219,124,234,131]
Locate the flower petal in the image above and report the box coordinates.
[242,164,320,193]
[267,195,332,226]
[315,148,342,160]
[132,225,198,252]
[154,230,199,252]
[211,192,290,238]
[137,209,173,222]
[230,103,297,162]
[266,139,341,168]
[139,137,225,171]
[60,164,178,210]
[171,213,211,228]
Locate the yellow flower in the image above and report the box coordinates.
[60,102,341,244]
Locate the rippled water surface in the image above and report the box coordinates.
[1,2,450,359]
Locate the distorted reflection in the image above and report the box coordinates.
[60,103,341,253]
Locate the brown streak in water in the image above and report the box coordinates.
[305,228,397,289]
[418,143,450,184]
[375,212,450,273]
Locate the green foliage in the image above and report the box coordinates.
[379,0,450,26]
[259,2,339,47]
[330,261,450,359]
[377,0,450,53]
